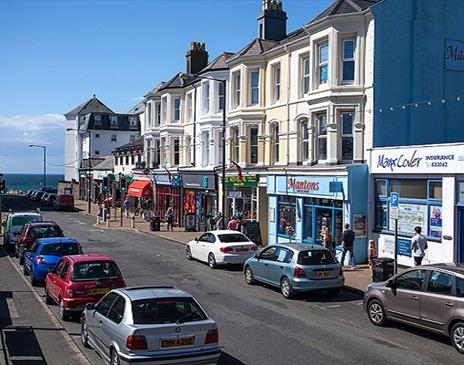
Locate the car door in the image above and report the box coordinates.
[253,247,277,282]
[55,260,71,302]
[385,269,427,325]
[25,241,41,274]
[266,247,294,286]
[195,233,210,262]
[100,295,126,353]
[204,233,217,261]
[90,292,119,356]
[420,270,456,332]
[47,259,65,301]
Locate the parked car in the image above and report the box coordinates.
[25,190,34,199]
[2,212,42,251]
[81,286,221,365]
[54,194,74,211]
[40,193,50,204]
[364,263,464,354]
[186,230,258,269]
[34,191,45,202]
[44,254,126,320]
[45,193,57,206]
[23,237,83,286]
[29,191,38,200]
[16,221,64,264]
[244,243,344,299]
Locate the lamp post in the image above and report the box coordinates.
[180,72,227,228]
[29,145,47,190]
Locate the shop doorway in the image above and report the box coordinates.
[458,208,464,263]
[304,201,343,246]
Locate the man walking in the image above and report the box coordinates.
[411,226,428,266]
[340,223,356,269]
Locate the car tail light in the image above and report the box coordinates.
[220,247,233,253]
[34,256,46,264]
[293,266,305,277]
[250,245,258,251]
[126,335,147,350]
[204,328,219,344]
[66,288,73,298]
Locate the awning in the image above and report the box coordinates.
[127,180,152,198]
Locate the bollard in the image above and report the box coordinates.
[106,217,110,228]
[130,215,135,229]
[97,215,101,225]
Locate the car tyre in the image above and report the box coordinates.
[186,246,192,260]
[244,266,255,285]
[450,322,464,354]
[18,254,24,265]
[81,317,91,348]
[368,299,387,326]
[110,348,120,365]
[59,299,69,321]
[280,277,293,299]
[30,272,37,286]
[44,285,53,305]
[208,253,217,269]
[23,263,29,276]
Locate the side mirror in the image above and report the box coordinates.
[386,279,395,288]
[85,303,95,311]
[194,237,199,242]
[254,254,260,260]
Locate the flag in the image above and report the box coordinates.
[230,160,243,181]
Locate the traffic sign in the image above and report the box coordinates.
[391,192,399,207]
[390,206,399,220]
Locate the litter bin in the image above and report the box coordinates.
[150,216,161,232]
[372,257,395,282]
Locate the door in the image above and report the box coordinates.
[385,269,427,324]
[203,233,217,262]
[253,246,276,282]
[55,261,70,302]
[315,208,332,246]
[195,233,210,262]
[458,208,464,263]
[100,295,126,354]
[420,270,456,331]
[47,259,65,301]
[90,292,118,356]
[266,247,293,286]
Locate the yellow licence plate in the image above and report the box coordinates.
[315,271,332,278]
[161,337,194,348]
[87,288,110,295]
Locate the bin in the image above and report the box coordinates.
[372,257,395,282]
[150,216,161,232]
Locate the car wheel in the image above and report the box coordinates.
[244,266,255,285]
[280,277,293,299]
[451,322,464,354]
[44,285,53,305]
[81,317,91,348]
[208,253,217,269]
[368,299,387,326]
[186,246,192,260]
[15,248,19,258]
[18,254,24,265]
[110,348,120,365]
[59,299,69,321]
[327,288,341,296]
[30,272,37,286]
[23,263,29,276]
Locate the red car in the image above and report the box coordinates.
[15,221,64,265]
[44,254,126,320]
[54,194,74,211]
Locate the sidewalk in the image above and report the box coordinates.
[75,199,372,293]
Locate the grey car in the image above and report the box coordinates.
[364,263,464,354]
[81,286,221,365]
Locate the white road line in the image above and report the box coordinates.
[5,298,19,319]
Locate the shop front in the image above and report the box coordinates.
[224,175,259,219]
[267,165,368,263]
[370,142,464,266]
[153,173,182,226]
[182,172,217,232]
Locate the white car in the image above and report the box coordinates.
[186,230,258,268]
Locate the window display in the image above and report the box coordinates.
[278,196,296,237]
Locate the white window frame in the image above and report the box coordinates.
[318,42,329,85]
[340,111,354,161]
[301,55,310,96]
[272,123,279,163]
[201,132,209,167]
[130,116,137,128]
[155,102,161,126]
[316,113,327,161]
[342,38,356,83]
[110,115,118,128]
[154,139,160,165]
[203,82,210,114]
[161,97,167,124]
[249,126,259,164]
[218,82,225,112]
[173,96,181,122]
[272,64,281,104]
[147,103,152,128]
[94,115,102,126]
[249,69,260,106]
[173,137,180,165]
[231,127,239,162]
[186,93,193,122]
[130,135,136,143]
[111,134,117,142]
[233,72,241,108]
[299,118,310,162]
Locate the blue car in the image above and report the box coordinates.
[243,243,345,298]
[23,237,83,286]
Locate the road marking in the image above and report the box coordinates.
[76,221,87,225]
[8,356,44,361]
[89,229,104,232]
[6,298,19,319]
[325,305,341,309]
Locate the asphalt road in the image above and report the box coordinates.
[2,194,463,365]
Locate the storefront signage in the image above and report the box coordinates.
[287,178,320,193]
[397,238,412,257]
[371,144,464,174]
[225,175,258,188]
[227,190,243,198]
[153,174,182,187]
[445,40,464,72]
[389,203,427,235]
[274,175,347,198]
[182,174,216,190]
[430,205,443,238]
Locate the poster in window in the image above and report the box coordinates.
[353,214,367,238]
[429,205,442,238]
[389,203,427,235]
[183,191,196,215]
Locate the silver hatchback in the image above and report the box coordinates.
[363,263,464,354]
[81,286,221,365]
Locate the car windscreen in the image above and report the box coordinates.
[297,250,337,265]
[29,226,63,238]
[41,244,82,257]
[71,261,121,282]
[131,297,208,325]
[218,233,250,243]
[12,216,42,227]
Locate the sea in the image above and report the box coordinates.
[2,174,64,193]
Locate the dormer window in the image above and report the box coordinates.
[111,116,119,128]
[129,116,138,129]
[94,115,102,126]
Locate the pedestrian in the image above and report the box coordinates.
[123,197,130,218]
[210,211,222,231]
[340,223,356,269]
[368,239,378,274]
[227,216,240,231]
[165,207,175,232]
[322,225,334,254]
[411,226,428,266]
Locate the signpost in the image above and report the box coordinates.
[390,192,399,273]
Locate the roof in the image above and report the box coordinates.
[272,242,328,252]
[91,156,114,171]
[311,0,380,23]
[37,237,79,245]
[199,52,235,74]
[64,95,113,119]
[128,101,145,115]
[25,221,59,228]
[113,135,144,154]
[9,212,41,217]
[210,230,247,235]
[227,38,279,63]
[144,82,166,98]
[118,286,192,301]
[422,263,464,275]
[159,72,198,91]
[80,158,104,169]
[79,113,140,132]
[66,254,115,263]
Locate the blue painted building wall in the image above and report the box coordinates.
[372,0,464,147]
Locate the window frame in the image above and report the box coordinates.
[110,115,119,129]
[231,127,239,162]
[249,69,260,106]
[233,72,241,108]
[94,115,102,126]
[299,118,310,163]
[173,138,180,166]
[277,196,297,239]
[161,97,167,124]
[203,82,210,114]
[173,96,181,122]
[186,93,193,122]
[155,102,161,126]
[249,126,259,164]
[318,42,329,85]
[218,82,225,112]
[340,111,354,162]
[315,113,327,161]
[111,134,117,142]
[272,63,281,104]
[301,54,310,96]
[342,38,356,83]
[272,123,279,164]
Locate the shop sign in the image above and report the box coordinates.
[287,177,320,193]
[445,40,464,72]
[225,175,258,188]
[182,174,216,190]
[397,238,412,257]
[227,190,243,198]
[389,203,427,235]
[371,144,464,174]
[153,174,182,187]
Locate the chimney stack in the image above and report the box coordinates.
[186,42,209,75]
[257,0,287,42]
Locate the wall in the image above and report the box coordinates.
[64,118,78,181]
[83,131,139,158]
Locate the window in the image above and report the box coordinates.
[302,55,310,94]
[129,116,137,129]
[427,271,454,296]
[155,102,161,126]
[299,118,309,162]
[155,140,160,165]
[318,42,329,84]
[250,126,258,164]
[147,103,152,127]
[375,179,387,197]
[272,124,279,163]
[114,156,118,166]
[137,154,141,163]
[217,130,223,165]
[119,156,123,165]
[184,136,191,165]
[297,250,336,265]
[41,243,82,256]
[218,233,250,243]
[341,112,353,161]
[125,155,129,164]
[395,269,427,291]
[96,293,118,317]
[275,247,293,263]
[110,116,118,128]
[72,261,121,282]
[250,70,260,105]
[130,135,136,143]
[342,39,355,82]
[131,154,135,165]
[272,64,281,103]
[457,278,464,297]
[173,97,181,122]
[94,115,102,126]
[111,134,117,142]
[107,295,125,324]
[161,97,167,124]
[201,132,209,167]
[203,83,210,114]
[429,181,442,200]
[95,133,100,139]
[186,94,193,122]
[375,203,388,231]
[278,196,296,237]
[173,138,180,165]
[316,113,327,160]
[233,73,241,108]
[231,127,239,162]
[59,261,70,280]
[95,150,100,155]
[218,82,225,112]
[390,179,427,199]
[260,247,276,260]
[304,205,313,241]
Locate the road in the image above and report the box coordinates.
[1,194,463,365]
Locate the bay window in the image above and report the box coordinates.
[340,112,353,161]
[316,113,327,161]
[342,39,355,82]
[173,138,180,166]
[155,102,161,126]
[218,82,225,112]
[203,82,210,114]
[318,42,329,85]
[250,70,260,105]
[250,126,258,164]
[231,127,239,162]
[233,72,241,108]
[173,97,181,122]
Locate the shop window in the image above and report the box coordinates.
[278,196,296,237]
[429,205,442,238]
[304,206,313,241]
[316,113,327,161]
[340,112,353,161]
[428,180,442,200]
[389,179,427,199]
[375,203,388,231]
[250,126,258,164]
[375,179,387,197]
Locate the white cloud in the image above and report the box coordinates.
[0,113,65,132]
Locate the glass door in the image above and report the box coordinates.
[315,208,332,245]
[459,208,464,263]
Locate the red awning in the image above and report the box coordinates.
[127,180,152,198]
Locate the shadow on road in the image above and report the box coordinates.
[219,351,247,365]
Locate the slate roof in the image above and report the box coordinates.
[79,113,140,132]
[227,38,279,63]
[91,155,114,171]
[144,82,166,98]
[311,0,380,23]
[80,158,104,169]
[65,95,113,119]
[159,72,198,91]
[199,52,234,74]
[128,101,144,115]
[113,135,144,154]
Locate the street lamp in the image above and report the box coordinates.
[180,72,227,228]
[29,145,47,190]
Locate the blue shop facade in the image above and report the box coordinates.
[267,164,368,263]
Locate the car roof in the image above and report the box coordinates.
[10,212,41,217]
[270,242,328,252]
[420,263,464,275]
[210,230,246,235]
[117,286,193,301]
[37,237,78,245]
[65,254,114,263]
[26,221,58,227]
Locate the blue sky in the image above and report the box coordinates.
[0,0,332,174]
